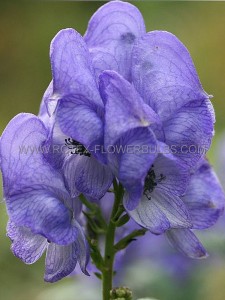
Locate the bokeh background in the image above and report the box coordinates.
[1,1,225,300]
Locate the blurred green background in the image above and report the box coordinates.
[1,1,225,300]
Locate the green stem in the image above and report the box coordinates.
[102,180,123,300]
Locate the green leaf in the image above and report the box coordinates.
[114,214,130,227]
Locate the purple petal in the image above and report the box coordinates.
[89,47,119,80]
[84,1,146,80]
[7,221,47,264]
[56,97,103,150]
[118,127,157,210]
[9,190,79,245]
[163,99,214,168]
[132,31,211,121]
[44,221,89,282]
[45,242,78,282]
[0,113,63,194]
[50,28,102,107]
[63,154,113,200]
[128,188,191,234]
[50,29,104,148]
[73,221,90,275]
[100,70,160,148]
[153,144,190,196]
[166,229,208,258]
[38,81,53,121]
[183,159,225,229]
[0,114,78,245]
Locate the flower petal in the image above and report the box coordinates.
[166,229,208,258]
[153,144,190,196]
[128,188,191,234]
[73,221,90,275]
[50,29,104,148]
[163,99,214,168]
[9,190,79,245]
[39,81,53,121]
[50,28,102,107]
[132,31,211,121]
[7,221,47,264]
[63,154,113,200]
[44,221,89,282]
[183,159,225,229]
[0,113,64,194]
[0,114,78,245]
[56,97,103,151]
[118,127,157,210]
[100,70,160,148]
[84,1,146,80]
[45,243,77,282]
[89,47,119,80]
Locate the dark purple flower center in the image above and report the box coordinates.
[144,165,166,200]
[65,138,91,157]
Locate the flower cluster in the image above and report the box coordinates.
[0,1,224,284]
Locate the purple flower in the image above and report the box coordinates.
[1,1,224,285]
[0,113,89,281]
[166,158,225,257]
[40,1,221,243]
[129,158,225,258]
[100,32,214,210]
[42,1,147,201]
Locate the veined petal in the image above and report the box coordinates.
[38,81,53,121]
[100,70,160,147]
[56,97,103,150]
[0,113,65,194]
[63,154,113,200]
[7,221,47,264]
[89,47,119,80]
[9,189,79,245]
[128,188,191,234]
[84,1,146,80]
[0,114,78,245]
[50,28,102,107]
[183,159,225,229]
[132,31,210,121]
[167,229,208,258]
[163,99,214,168]
[45,242,78,283]
[73,221,90,275]
[44,220,89,282]
[116,127,157,210]
[50,29,104,148]
[153,144,190,196]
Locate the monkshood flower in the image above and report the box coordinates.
[38,81,113,201]
[45,1,214,217]
[0,113,89,282]
[0,2,223,298]
[129,158,225,258]
[41,1,148,202]
[117,158,224,259]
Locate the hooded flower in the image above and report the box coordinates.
[41,1,148,202]
[1,2,223,285]
[46,1,215,233]
[130,158,225,257]
[45,1,214,210]
[0,113,89,282]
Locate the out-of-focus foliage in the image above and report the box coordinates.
[1,1,225,300]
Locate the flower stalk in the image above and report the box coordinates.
[102,179,124,300]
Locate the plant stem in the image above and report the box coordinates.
[102,180,123,300]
